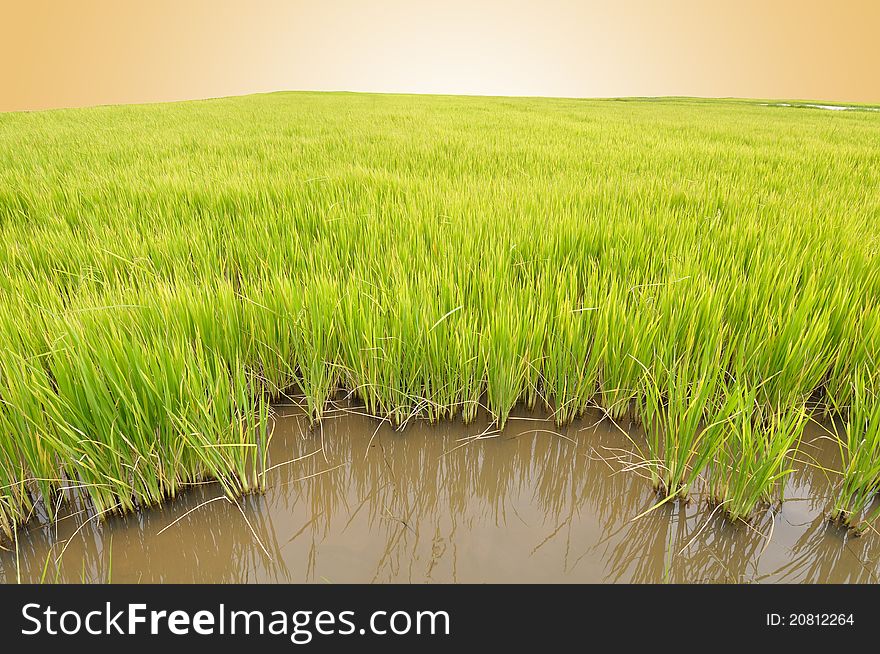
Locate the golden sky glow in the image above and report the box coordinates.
[2,0,879,111]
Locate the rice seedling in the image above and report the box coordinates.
[708,386,809,522]
[831,374,880,532]
[0,91,878,536]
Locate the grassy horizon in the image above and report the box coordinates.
[0,91,878,538]
[4,90,879,117]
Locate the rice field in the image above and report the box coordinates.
[0,92,878,540]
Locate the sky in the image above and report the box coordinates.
[2,0,879,112]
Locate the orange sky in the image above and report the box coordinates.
[2,0,879,112]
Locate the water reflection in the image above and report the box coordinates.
[1,404,877,583]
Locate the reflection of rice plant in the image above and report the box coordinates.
[0,91,877,535]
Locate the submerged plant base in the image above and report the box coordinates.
[829,513,868,537]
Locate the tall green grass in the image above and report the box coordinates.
[0,92,878,537]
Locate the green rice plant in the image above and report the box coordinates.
[0,351,60,538]
[632,276,728,498]
[541,266,601,424]
[594,278,658,423]
[708,388,809,522]
[637,365,717,498]
[825,302,880,416]
[727,271,839,411]
[292,275,342,421]
[831,374,880,532]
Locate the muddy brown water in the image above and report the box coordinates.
[2,403,879,583]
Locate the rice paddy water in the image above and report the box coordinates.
[2,404,877,583]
